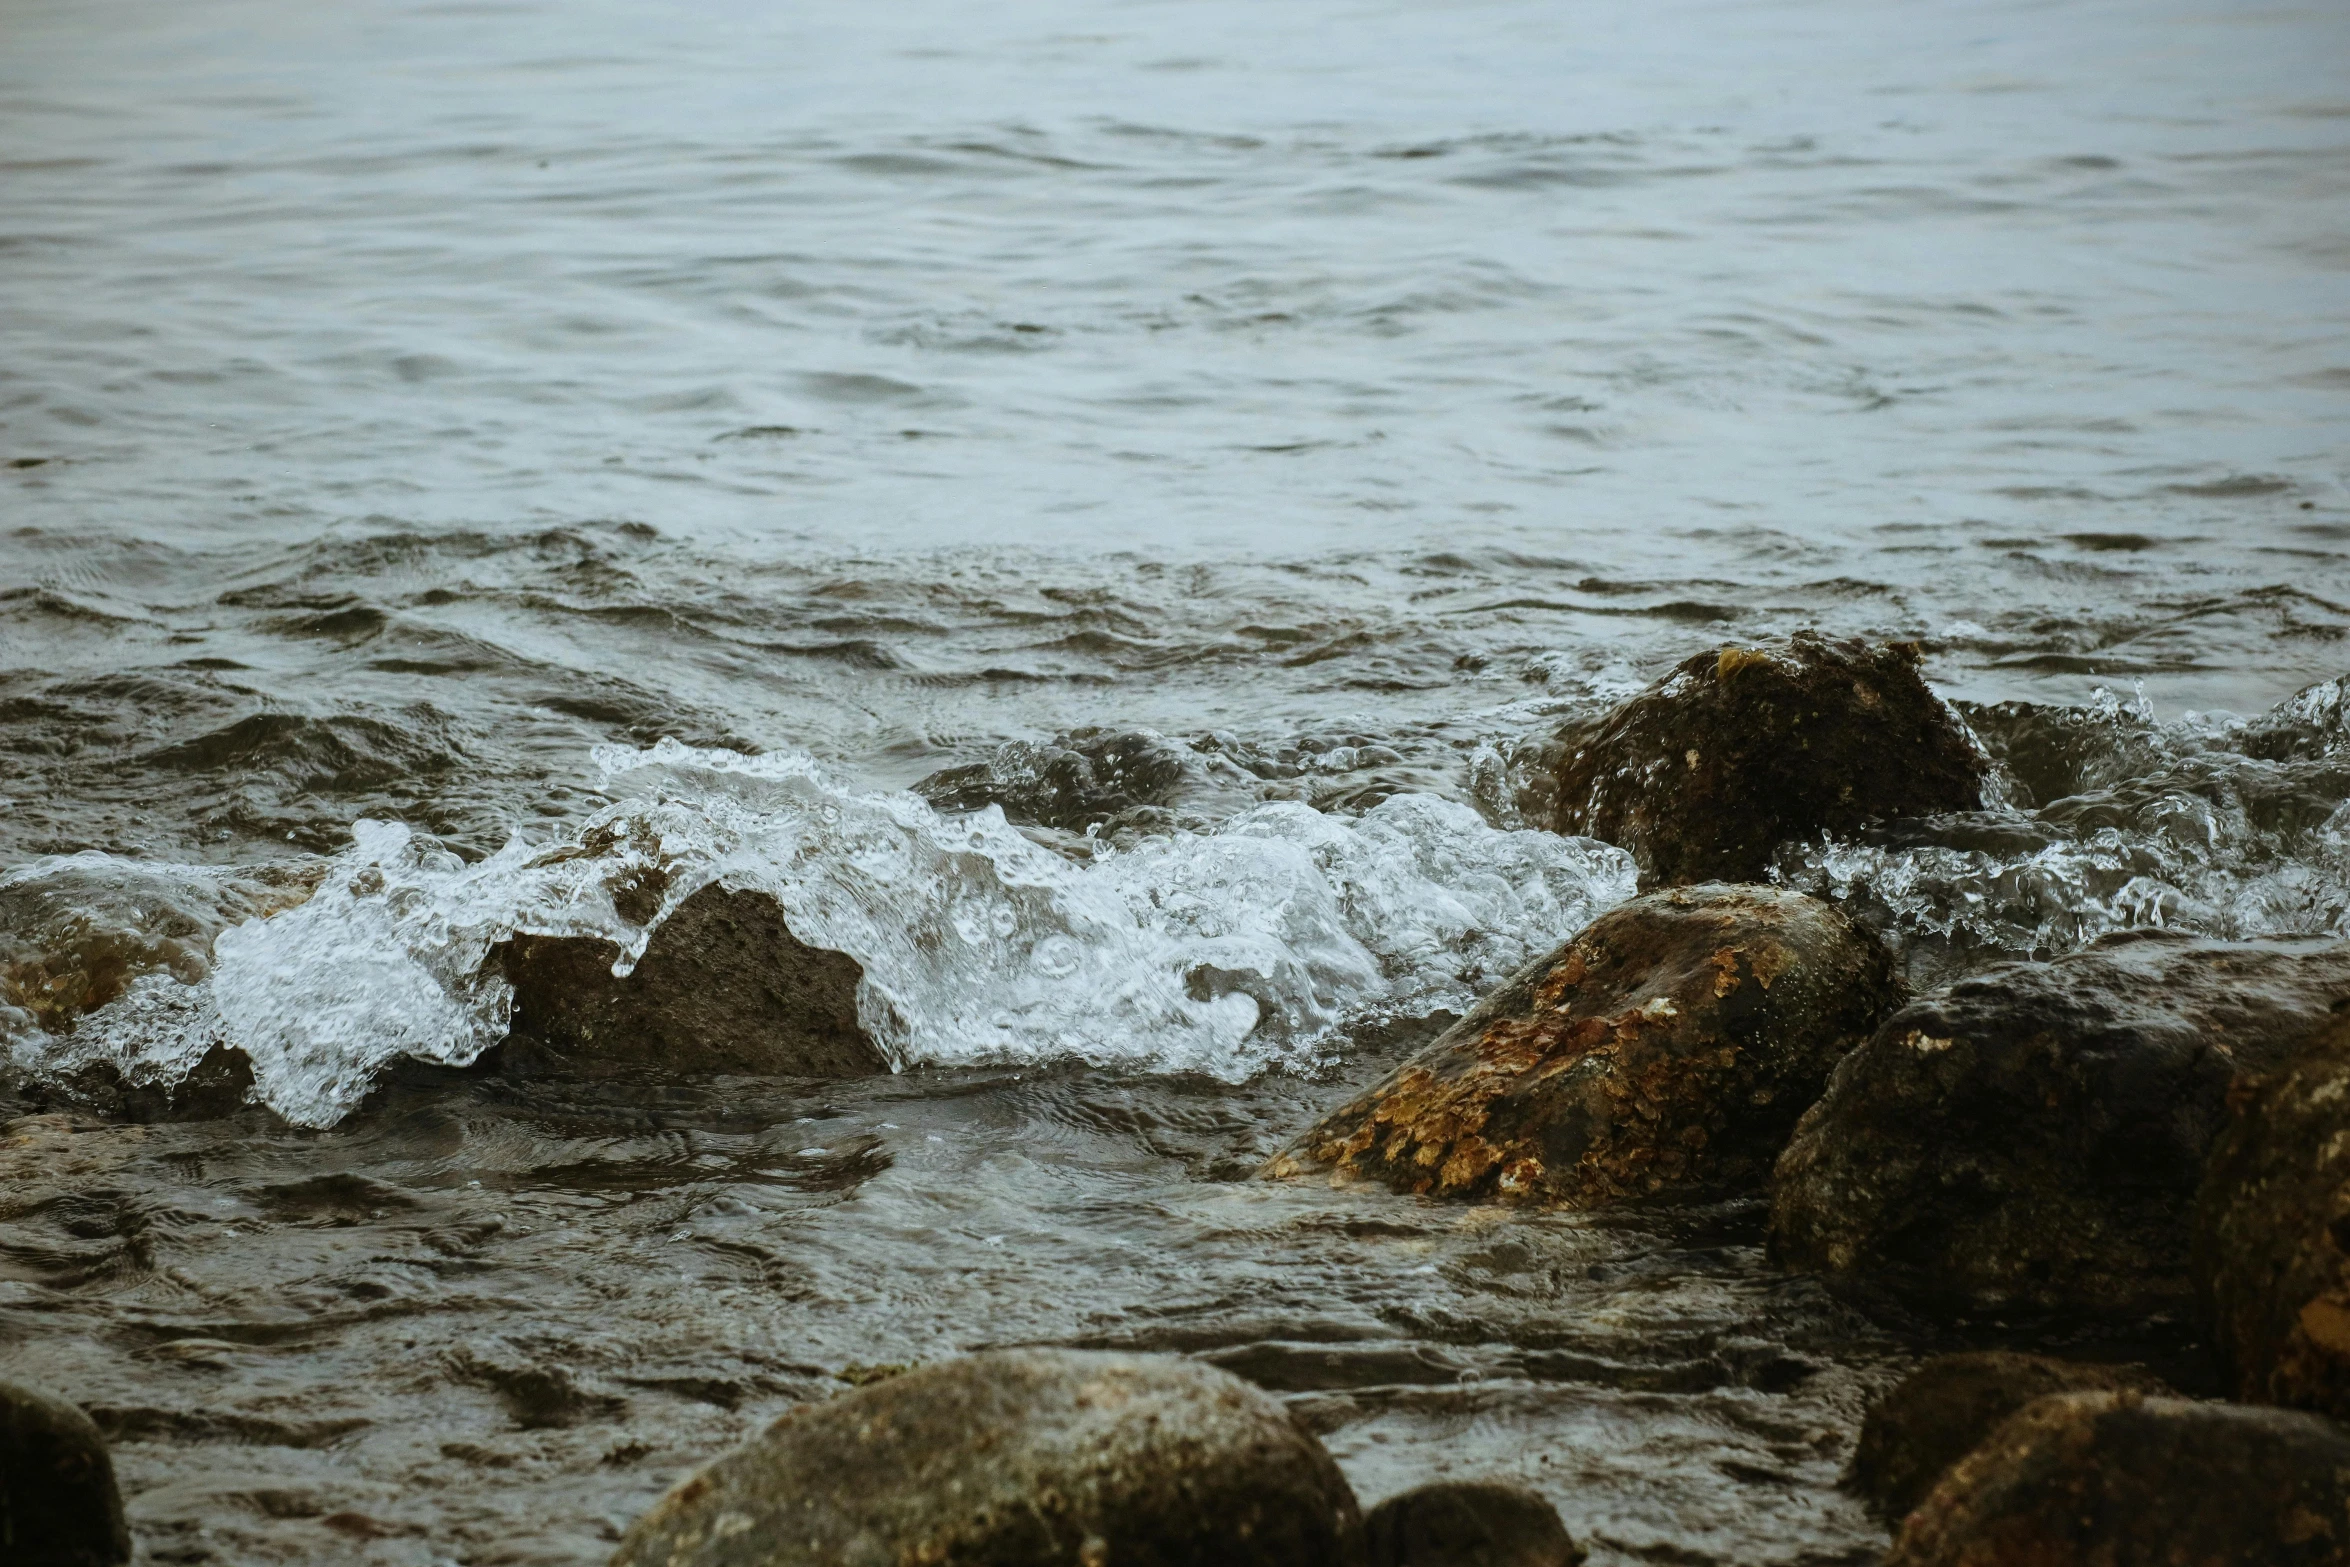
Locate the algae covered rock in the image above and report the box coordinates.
[1263,885,1899,1205]
[1549,632,1983,887]
[498,881,883,1078]
[1849,1352,2169,1520]
[1364,1481,1584,1567]
[1884,1391,2350,1567]
[1771,930,2350,1319]
[0,1380,131,1567]
[607,1348,1364,1567]
[2195,1015,2350,1418]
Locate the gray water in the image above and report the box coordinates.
[3,0,2349,1561]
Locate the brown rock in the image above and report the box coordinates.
[1771,930,2350,1320]
[606,1348,1365,1567]
[497,881,883,1077]
[1364,1481,1585,1567]
[2196,1015,2350,1417]
[0,1380,131,1566]
[1885,1391,2350,1566]
[1262,885,1900,1205]
[1549,632,1983,887]
[1849,1352,2169,1520]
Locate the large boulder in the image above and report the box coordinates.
[1884,1391,2350,1566]
[2196,1015,2350,1417]
[1849,1352,2169,1520]
[1262,885,1899,1205]
[1770,930,2350,1319]
[497,881,884,1077]
[1363,1481,1584,1567]
[1549,632,1983,887]
[607,1349,1365,1567]
[0,1381,131,1567]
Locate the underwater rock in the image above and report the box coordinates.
[0,1380,132,1567]
[606,1348,1365,1567]
[1363,1480,1585,1567]
[1549,632,1983,887]
[497,882,884,1077]
[2195,1016,2350,1418]
[1849,1352,2170,1520]
[914,728,1199,834]
[1771,930,2350,1320]
[1884,1391,2350,1567]
[1262,885,1899,1205]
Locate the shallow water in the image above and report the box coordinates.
[3,0,2349,1561]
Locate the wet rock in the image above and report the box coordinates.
[914,728,1197,834]
[2195,1016,2350,1417]
[0,1380,132,1566]
[1363,1481,1585,1567]
[1884,1391,2350,1566]
[1771,929,2350,1319]
[1849,1352,2170,1520]
[1262,885,1899,1205]
[496,882,884,1077]
[608,1348,1364,1567]
[1550,632,1983,886]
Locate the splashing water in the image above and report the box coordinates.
[19,741,1635,1126]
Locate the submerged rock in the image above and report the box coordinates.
[2196,1016,2350,1418]
[914,728,1199,834]
[1849,1352,2169,1520]
[1262,885,1899,1205]
[0,1380,131,1567]
[1549,632,1983,887]
[1363,1481,1584,1567]
[607,1348,1364,1567]
[1884,1391,2350,1566]
[1771,930,2350,1319]
[497,882,884,1077]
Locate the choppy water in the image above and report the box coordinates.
[3,0,2349,1561]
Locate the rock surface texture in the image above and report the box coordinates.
[605,1348,1365,1567]
[1771,930,2350,1319]
[1849,1352,2170,1520]
[1263,885,1899,1205]
[1549,632,1983,887]
[498,881,883,1077]
[2196,1016,2350,1418]
[1884,1391,2350,1566]
[0,1380,131,1567]
[1363,1481,1585,1567]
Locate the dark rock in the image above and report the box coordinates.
[1884,1391,2350,1566]
[2195,1015,2350,1417]
[1262,885,1899,1205]
[496,881,884,1077]
[914,728,1196,834]
[607,1348,1365,1567]
[1363,1481,1584,1567]
[1549,632,1983,887]
[21,1043,257,1123]
[1771,930,2350,1319]
[1849,1352,2169,1520]
[0,1380,131,1566]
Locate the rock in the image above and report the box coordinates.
[1549,632,1984,887]
[607,1348,1364,1567]
[1262,885,1899,1205]
[1771,929,2350,1319]
[0,1380,132,1567]
[2195,1015,2350,1417]
[1849,1352,2170,1520]
[914,729,1197,834]
[497,881,884,1077]
[1884,1391,2350,1566]
[1363,1481,1584,1567]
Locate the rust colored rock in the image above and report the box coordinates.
[1849,1352,2169,1521]
[1548,631,1984,887]
[1364,1481,1585,1567]
[607,1348,1365,1567]
[2195,1015,2350,1418]
[1772,930,2350,1320]
[498,881,884,1078]
[1262,885,1900,1205]
[1885,1391,2350,1567]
